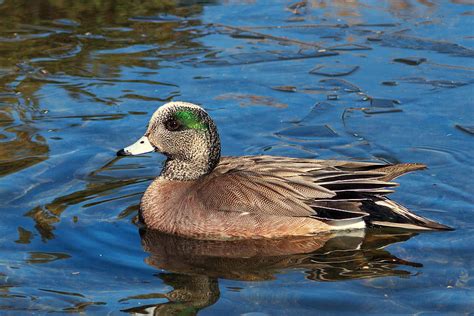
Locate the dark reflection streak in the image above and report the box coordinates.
[236,24,350,30]
[121,93,180,102]
[117,204,139,220]
[33,114,128,121]
[118,292,166,303]
[89,156,123,177]
[83,191,142,208]
[62,301,106,313]
[39,288,85,298]
[214,24,324,49]
[26,251,71,264]
[99,78,179,87]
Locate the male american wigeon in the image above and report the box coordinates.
[117,101,451,239]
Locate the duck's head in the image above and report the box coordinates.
[117,101,221,181]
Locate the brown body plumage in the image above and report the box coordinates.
[117,102,451,239]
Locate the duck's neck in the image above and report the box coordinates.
[160,133,221,181]
[160,156,216,181]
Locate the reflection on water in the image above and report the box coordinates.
[133,229,420,314]
[141,229,420,281]
[0,0,472,314]
[0,106,49,177]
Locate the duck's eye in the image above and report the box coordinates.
[164,118,181,131]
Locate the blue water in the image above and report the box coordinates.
[0,0,473,314]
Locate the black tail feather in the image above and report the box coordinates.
[362,198,453,231]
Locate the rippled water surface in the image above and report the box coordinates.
[0,0,473,314]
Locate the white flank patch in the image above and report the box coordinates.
[329,218,366,231]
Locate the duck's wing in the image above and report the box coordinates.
[195,159,332,218]
[195,156,450,230]
[194,156,397,220]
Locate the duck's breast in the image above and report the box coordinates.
[140,179,198,235]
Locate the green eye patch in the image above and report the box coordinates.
[175,110,208,131]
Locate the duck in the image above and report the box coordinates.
[117,101,451,239]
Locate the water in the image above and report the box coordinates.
[0,0,473,314]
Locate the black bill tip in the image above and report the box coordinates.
[116,148,130,156]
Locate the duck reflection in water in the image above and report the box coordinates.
[121,228,421,314]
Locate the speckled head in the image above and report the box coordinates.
[117,101,221,181]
